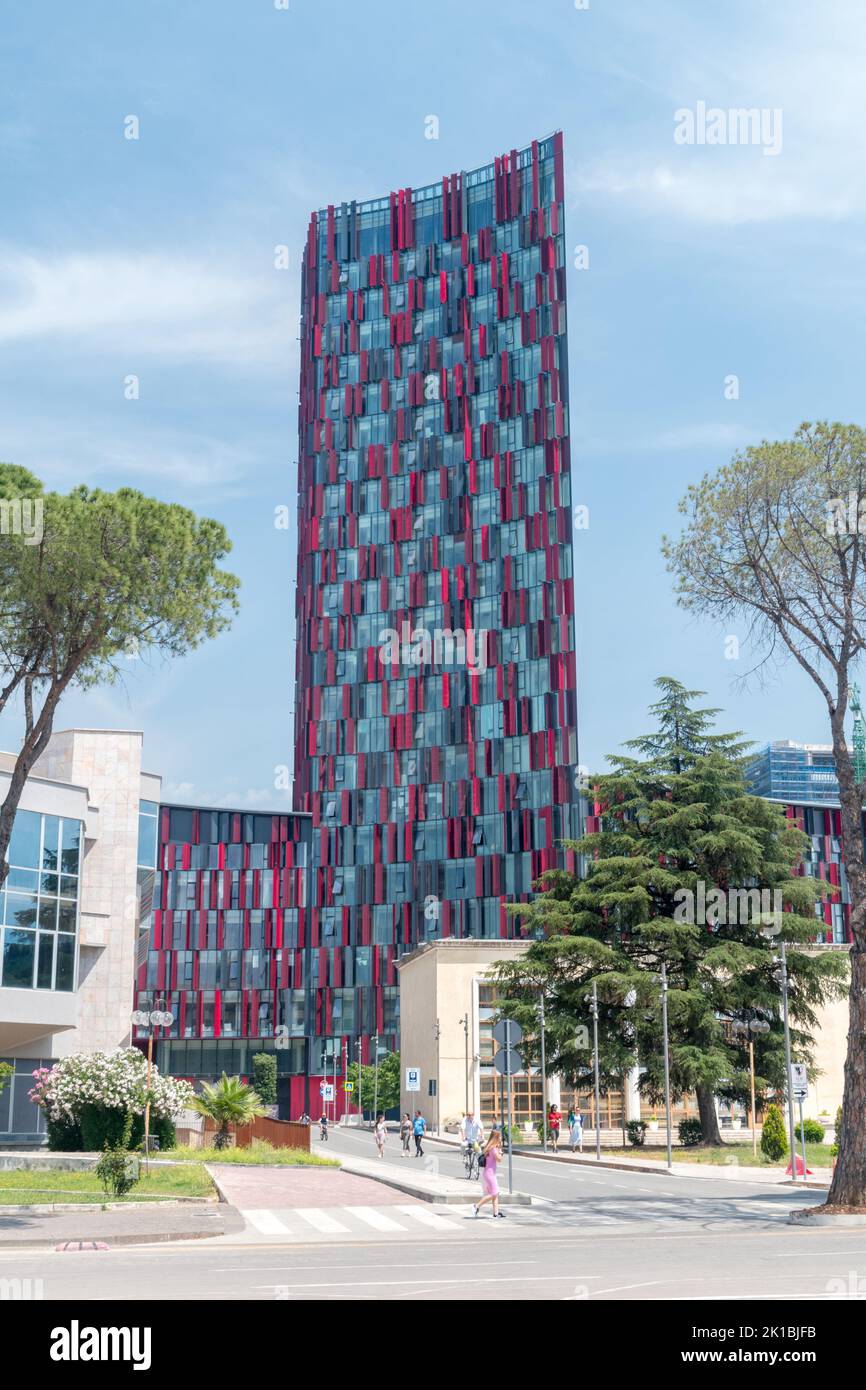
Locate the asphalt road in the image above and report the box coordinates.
[3,1222,865,1301]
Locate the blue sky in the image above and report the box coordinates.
[1,0,862,805]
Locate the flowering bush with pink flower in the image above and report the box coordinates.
[30,1049,193,1151]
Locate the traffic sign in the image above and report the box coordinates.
[343,1081,354,1093]
[791,1063,809,1100]
[493,1048,523,1076]
[405,1067,421,1092]
[320,1083,335,1101]
[492,1019,523,1047]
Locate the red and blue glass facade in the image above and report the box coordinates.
[293,134,579,1067]
[137,135,581,1115]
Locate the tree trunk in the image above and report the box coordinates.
[826,708,866,1208]
[0,678,69,888]
[696,1083,724,1146]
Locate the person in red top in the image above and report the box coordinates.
[548,1105,562,1153]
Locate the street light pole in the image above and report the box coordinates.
[749,1038,757,1160]
[373,1030,380,1122]
[356,1038,363,1129]
[131,1002,174,1174]
[461,1014,470,1116]
[590,982,601,1161]
[660,964,673,1172]
[777,944,800,1180]
[433,1018,441,1134]
[539,990,548,1152]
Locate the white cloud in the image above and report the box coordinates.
[0,416,276,493]
[573,6,866,225]
[573,158,853,226]
[0,248,295,369]
[574,420,766,457]
[161,781,292,810]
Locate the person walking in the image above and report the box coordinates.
[474,1127,505,1219]
[569,1109,584,1153]
[400,1112,412,1156]
[412,1109,427,1157]
[549,1104,562,1153]
[319,1113,329,1142]
[374,1112,387,1158]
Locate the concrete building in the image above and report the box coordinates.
[0,729,159,1142]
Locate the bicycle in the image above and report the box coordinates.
[463,1141,480,1181]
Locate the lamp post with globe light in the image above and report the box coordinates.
[131,1003,174,1170]
[730,1014,772,1158]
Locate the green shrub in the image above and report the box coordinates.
[0,1062,12,1095]
[130,1113,176,1152]
[626,1120,647,1147]
[79,1104,134,1151]
[831,1104,843,1157]
[95,1144,139,1199]
[678,1118,703,1148]
[800,1118,825,1145]
[46,1115,83,1151]
[251,1053,278,1106]
[761,1104,788,1161]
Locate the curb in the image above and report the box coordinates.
[789,1208,866,1227]
[333,1158,532,1206]
[0,1195,218,1215]
[0,1227,223,1250]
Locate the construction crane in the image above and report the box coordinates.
[852,683,866,785]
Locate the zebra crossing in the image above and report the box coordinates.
[239,1202,486,1242]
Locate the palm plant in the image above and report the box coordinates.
[189,1074,269,1149]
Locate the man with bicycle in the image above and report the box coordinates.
[460,1111,484,1178]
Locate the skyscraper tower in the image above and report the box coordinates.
[293,134,580,1080]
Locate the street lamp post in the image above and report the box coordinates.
[775,944,800,1181]
[731,1016,771,1158]
[539,990,548,1152]
[131,1004,174,1173]
[372,1030,380,1123]
[433,1018,441,1134]
[356,1038,363,1129]
[660,964,673,1172]
[460,1014,470,1116]
[590,982,601,1161]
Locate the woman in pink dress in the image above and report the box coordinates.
[474,1127,506,1219]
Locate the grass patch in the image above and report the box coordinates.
[169,1140,339,1167]
[590,1143,834,1167]
[0,1163,214,1205]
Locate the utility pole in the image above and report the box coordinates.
[460,1014,470,1116]
[372,1030,380,1121]
[356,1037,363,1128]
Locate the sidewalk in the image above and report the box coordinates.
[0,1200,240,1250]
[328,1150,531,1205]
